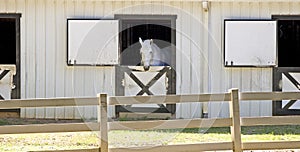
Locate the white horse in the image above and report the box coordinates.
[139,37,171,71]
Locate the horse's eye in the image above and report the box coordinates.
[150,51,153,54]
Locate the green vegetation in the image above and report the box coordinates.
[178,125,300,135]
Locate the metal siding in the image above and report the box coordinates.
[180,1,192,118]
[2,0,289,119]
[35,0,46,119]
[44,0,56,119]
[208,2,225,118]
[82,2,99,120]
[24,0,37,118]
[55,0,67,119]
[63,0,76,119]
[241,68,252,117]
[190,1,203,118]
[241,2,256,118]
[174,1,184,118]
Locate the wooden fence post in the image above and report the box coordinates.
[229,88,242,152]
[99,94,108,152]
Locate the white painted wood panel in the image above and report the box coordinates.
[45,0,56,119]
[104,67,115,118]
[224,20,277,67]
[55,0,67,119]
[250,69,262,117]
[63,0,76,119]
[83,68,96,119]
[260,68,272,116]
[83,2,98,120]
[34,0,46,119]
[282,73,300,109]
[124,70,167,108]
[0,66,15,100]
[67,20,119,65]
[190,1,202,118]
[6,0,15,12]
[241,69,251,117]
[173,1,184,118]
[180,2,192,119]
[71,0,86,121]
[24,0,37,118]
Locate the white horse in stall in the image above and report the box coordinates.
[139,37,171,71]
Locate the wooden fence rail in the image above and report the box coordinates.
[1,89,300,152]
[104,88,300,152]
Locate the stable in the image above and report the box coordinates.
[0,0,299,119]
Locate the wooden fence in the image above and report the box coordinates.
[1,88,300,152]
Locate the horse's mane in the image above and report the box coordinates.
[150,41,171,66]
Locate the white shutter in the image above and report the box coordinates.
[67,19,119,65]
[224,20,277,67]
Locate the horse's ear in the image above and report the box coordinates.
[139,37,143,45]
[150,39,153,45]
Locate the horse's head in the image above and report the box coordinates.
[139,37,153,71]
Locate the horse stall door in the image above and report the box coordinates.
[124,67,167,100]
[273,68,300,115]
[282,73,300,109]
[0,65,15,100]
[0,65,17,117]
[115,66,174,119]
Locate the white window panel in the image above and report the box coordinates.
[224,20,277,67]
[68,19,119,65]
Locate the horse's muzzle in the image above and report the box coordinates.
[144,66,150,71]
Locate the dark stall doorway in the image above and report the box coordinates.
[116,15,176,67]
[120,21,172,66]
[0,18,16,64]
[0,14,21,117]
[277,19,300,67]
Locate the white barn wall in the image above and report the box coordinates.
[10,0,116,119]
[206,1,300,118]
[8,0,206,119]
[2,0,298,119]
[208,2,272,118]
